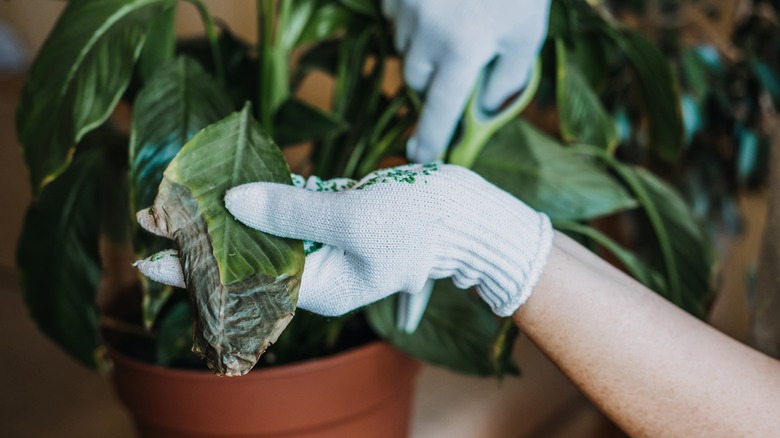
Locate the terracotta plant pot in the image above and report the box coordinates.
[108,342,419,437]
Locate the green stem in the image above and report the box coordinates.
[449,59,542,169]
[258,0,274,129]
[358,115,415,177]
[490,318,518,379]
[186,0,225,85]
[257,0,291,134]
[343,58,389,178]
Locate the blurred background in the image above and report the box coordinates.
[0,0,773,436]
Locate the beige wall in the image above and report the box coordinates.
[1,1,257,55]
[0,1,65,55]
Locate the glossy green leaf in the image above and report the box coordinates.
[276,0,315,51]
[16,0,175,194]
[298,3,353,46]
[366,280,509,376]
[472,119,637,221]
[17,148,104,369]
[556,39,618,152]
[130,56,234,327]
[147,104,305,375]
[680,48,711,103]
[576,145,715,317]
[625,167,715,316]
[567,30,613,91]
[175,29,257,109]
[273,98,348,145]
[138,4,176,81]
[610,28,684,162]
[130,56,234,217]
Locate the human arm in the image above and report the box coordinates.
[136,164,780,436]
[519,231,780,437]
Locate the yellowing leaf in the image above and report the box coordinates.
[149,104,304,376]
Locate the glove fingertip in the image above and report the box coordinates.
[480,68,531,111]
[136,207,170,238]
[134,250,186,289]
[224,183,268,227]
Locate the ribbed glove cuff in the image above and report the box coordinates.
[432,174,554,317]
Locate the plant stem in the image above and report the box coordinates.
[258,0,273,127]
[257,0,291,134]
[187,0,226,85]
[449,59,542,169]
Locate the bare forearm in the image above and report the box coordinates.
[514,232,780,437]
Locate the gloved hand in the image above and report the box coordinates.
[135,164,553,317]
[382,0,550,163]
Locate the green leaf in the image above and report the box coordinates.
[130,56,234,218]
[16,0,175,194]
[624,167,715,316]
[148,104,305,375]
[575,145,715,317]
[16,148,104,369]
[130,56,233,327]
[567,30,613,91]
[366,280,507,376]
[298,3,353,46]
[471,119,637,221]
[155,299,194,365]
[278,0,317,51]
[547,0,571,39]
[556,39,618,152]
[610,28,684,162]
[138,4,176,82]
[338,0,380,17]
[273,98,348,146]
[175,29,257,109]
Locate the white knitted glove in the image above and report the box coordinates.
[383,0,550,163]
[135,164,553,317]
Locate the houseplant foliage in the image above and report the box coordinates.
[598,0,776,236]
[16,0,715,376]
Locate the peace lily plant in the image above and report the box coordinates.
[16,0,714,377]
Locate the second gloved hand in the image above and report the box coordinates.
[136,164,553,317]
[383,0,551,163]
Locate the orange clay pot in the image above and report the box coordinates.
[108,342,419,437]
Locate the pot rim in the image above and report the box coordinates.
[106,340,407,381]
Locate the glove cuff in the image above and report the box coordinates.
[490,213,552,316]
[431,172,554,317]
